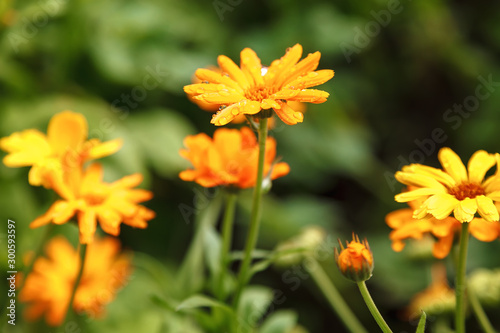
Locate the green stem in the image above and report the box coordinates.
[357,281,393,333]
[216,191,238,300]
[306,260,368,333]
[232,117,269,309]
[64,243,88,324]
[455,222,470,333]
[467,281,496,333]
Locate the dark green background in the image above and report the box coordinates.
[1,0,500,332]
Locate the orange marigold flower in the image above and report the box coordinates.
[386,202,500,259]
[405,263,455,320]
[334,233,374,282]
[187,65,307,128]
[19,235,132,326]
[31,163,155,244]
[183,43,334,126]
[395,148,500,223]
[179,127,289,189]
[0,111,122,188]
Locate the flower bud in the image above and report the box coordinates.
[334,233,373,282]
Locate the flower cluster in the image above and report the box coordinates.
[19,236,132,326]
[0,111,155,243]
[389,148,500,259]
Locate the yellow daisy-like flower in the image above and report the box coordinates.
[184,43,334,126]
[31,163,155,244]
[395,148,500,223]
[0,111,122,188]
[19,235,132,326]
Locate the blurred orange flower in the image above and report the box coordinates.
[184,43,334,126]
[0,111,122,188]
[335,233,373,282]
[31,163,155,244]
[405,263,455,320]
[386,201,500,259]
[179,127,289,189]
[395,148,500,223]
[19,236,132,326]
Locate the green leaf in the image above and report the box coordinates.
[176,295,233,314]
[415,311,427,333]
[260,310,298,333]
[176,193,223,297]
[203,224,222,279]
[237,286,274,331]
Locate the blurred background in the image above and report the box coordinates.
[1,0,500,332]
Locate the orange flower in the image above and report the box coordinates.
[334,234,374,282]
[0,111,122,188]
[31,163,155,244]
[405,263,455,320]
[395,148,500,223]
[386,201,500,259]
[19,235,132,326]
[183,44,334,126]
[179,127,290,189]
[188,65,307,128]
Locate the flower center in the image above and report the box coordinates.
[448,183,485,200]
[245,85,275,101]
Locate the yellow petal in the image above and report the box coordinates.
[453,197,477,222]
[194,68,243,93]
[274,102,304,125]
[78,209,97,244]
[273,88,329,103]
[467,150,496,184]
[264,44,303,86]
[1,130,51,167]
[260,99,281,110]
[395,187,441,202]
[476,195,499,222]
[486,190,500,201]
[88,138,123,160]
[47,111,88,156]
[218,55,250,90]
[438,147,467,184]
[425,193,459,220]
[469,218,499,242]
[401,164,456,188]
[195,90,245,104]
[395,172,447,190]
[281,51,321,87]
[240,48,264,86]
[211,100,261,126]
[283,69,334,90]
